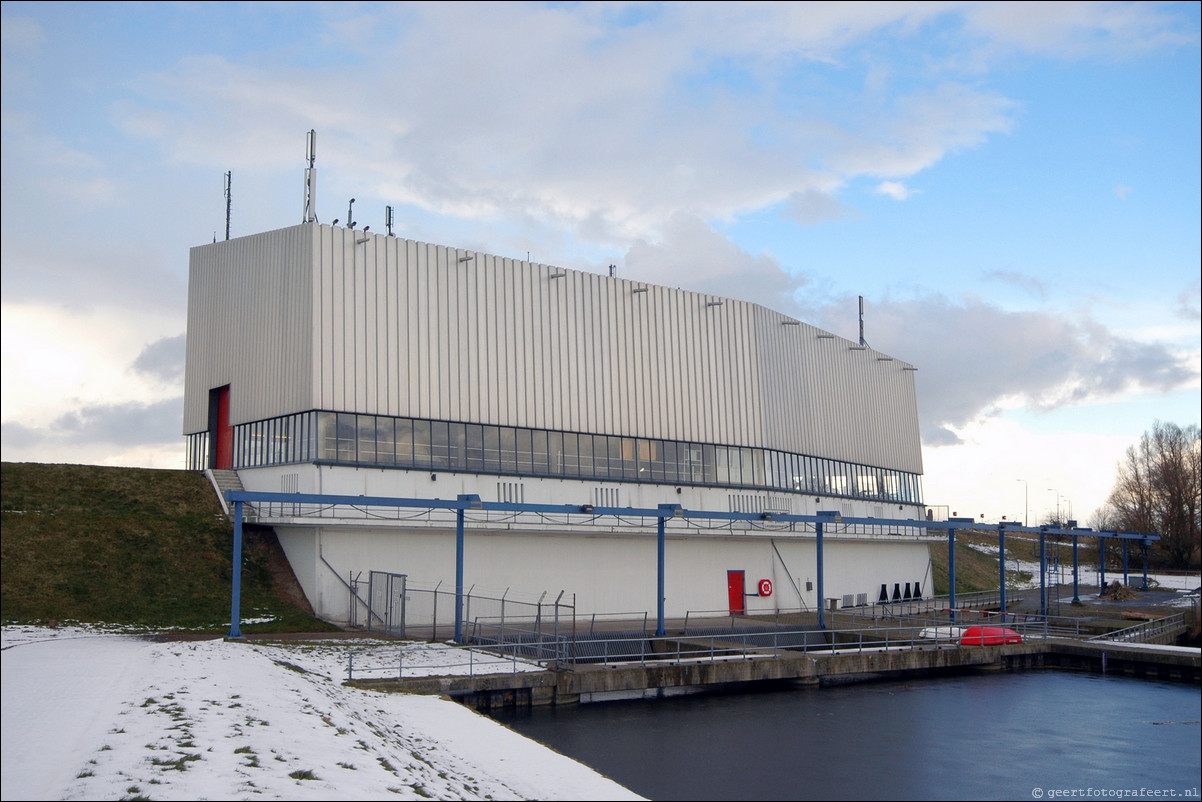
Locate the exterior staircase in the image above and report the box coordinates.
[205,468,244,518]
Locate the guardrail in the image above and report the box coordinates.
[344,619,1052,681]
[1086,612,1188,644]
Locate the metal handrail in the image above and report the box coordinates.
[345,619,1052,681]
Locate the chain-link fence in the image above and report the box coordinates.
[363,572,575,642]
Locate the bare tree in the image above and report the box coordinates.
[1105,421,1201,569]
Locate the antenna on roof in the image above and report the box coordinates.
[303,130,318,223]
[609,264,617,278]
[858,295,869,348]
[385,205,394,236]
[224,171,232,240]
[347,198,356,229]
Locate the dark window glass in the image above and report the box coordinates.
[515,429,533,474]
[376,418,395,465]
[483,426,501,472]
[532,430,549,474]
[545,431,562,475]
[465,424,484,470]
[498,427,517,473]
[336,413,356,461]
[412,419,431,467]
[395,419,414,464]
[661,441,678,483]
[448,422,466,470]
[562,432,579,476]
[357,415,377,463]
[430,420,449,468]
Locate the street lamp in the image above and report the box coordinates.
[1016,479,1028,527]
[1047,488,1061,526]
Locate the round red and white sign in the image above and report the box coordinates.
[758,578,773,597]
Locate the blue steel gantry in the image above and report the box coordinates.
[220,491,1159,640]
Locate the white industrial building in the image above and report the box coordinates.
[184,221,933,626]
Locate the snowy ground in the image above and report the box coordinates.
[0,626,642,801]
[962,539,1200,603]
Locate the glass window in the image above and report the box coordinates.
[376,418,395,464]
[357,415,377,463]
[448,422,466,470]
[616,438,634,480]
[336,413,356,461]
[563,432,580,476]
[430,420,449,468]
[661,441,678,484]
[483,426,500,472]
[545,431,562,475]
[498,427,516,473]
[395,418,413,464]
[715,446,730,484]
[583,435,598,478]
[515,429,533,474]
[465,424,484,470]
[412,419,431,467]
[532,430,549,474]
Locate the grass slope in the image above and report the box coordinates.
[1,462,335,633]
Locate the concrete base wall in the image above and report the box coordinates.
[274,522,931,626]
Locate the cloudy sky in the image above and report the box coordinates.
[2,2,1199,525]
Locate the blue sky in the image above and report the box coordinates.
[2,1,1199,525]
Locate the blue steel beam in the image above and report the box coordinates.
[220,490,1160,638]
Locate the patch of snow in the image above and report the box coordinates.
[1,626,643,801]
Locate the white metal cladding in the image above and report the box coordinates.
[183,225,314,434]
[185,223,922,474]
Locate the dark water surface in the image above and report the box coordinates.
[500,671,1201,800]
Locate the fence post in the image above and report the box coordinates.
[347,652,353,682]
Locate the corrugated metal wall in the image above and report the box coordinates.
[183,225,314,433]
[185,223,922,474]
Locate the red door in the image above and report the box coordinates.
[214,385,232,469]
[727,570,745,616]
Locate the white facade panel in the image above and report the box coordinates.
[188,223,922,474]
[183,225,315,433]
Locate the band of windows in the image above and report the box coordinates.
[186,410,923,504]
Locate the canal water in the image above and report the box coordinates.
[500,671,1201,800]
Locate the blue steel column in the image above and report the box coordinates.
[816,521,825,629]
[1141,539,1149,591]
[1039,529,1047,617]
[1072,535,1080,603]
[1122,540,1129,587]
[1099,537,1106,594]
[454,506,465,643]
[656,514,666,636]
[228,499,244,639]
[998,526,1007,614]
[947,528,956,625]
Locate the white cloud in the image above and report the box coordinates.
[875,180,916,200]
[922,416,1135,524]
[1114,184,1132,199]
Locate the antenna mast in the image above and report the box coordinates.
[385,205,394,236]
[858,295,868,347]
[303,129,317,223]
[224,171,232,240]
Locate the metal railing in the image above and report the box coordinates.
[344,619,1052,681]
[1086,612,1189,644]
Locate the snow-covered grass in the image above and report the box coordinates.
[960,539,1200,595]
[1,626,642,801]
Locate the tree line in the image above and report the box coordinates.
[1091,420,1200,570]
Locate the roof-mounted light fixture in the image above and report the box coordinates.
[817,333,835,339]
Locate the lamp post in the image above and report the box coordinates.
[1047,488,1061,526]
[1016,479,1028,527]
